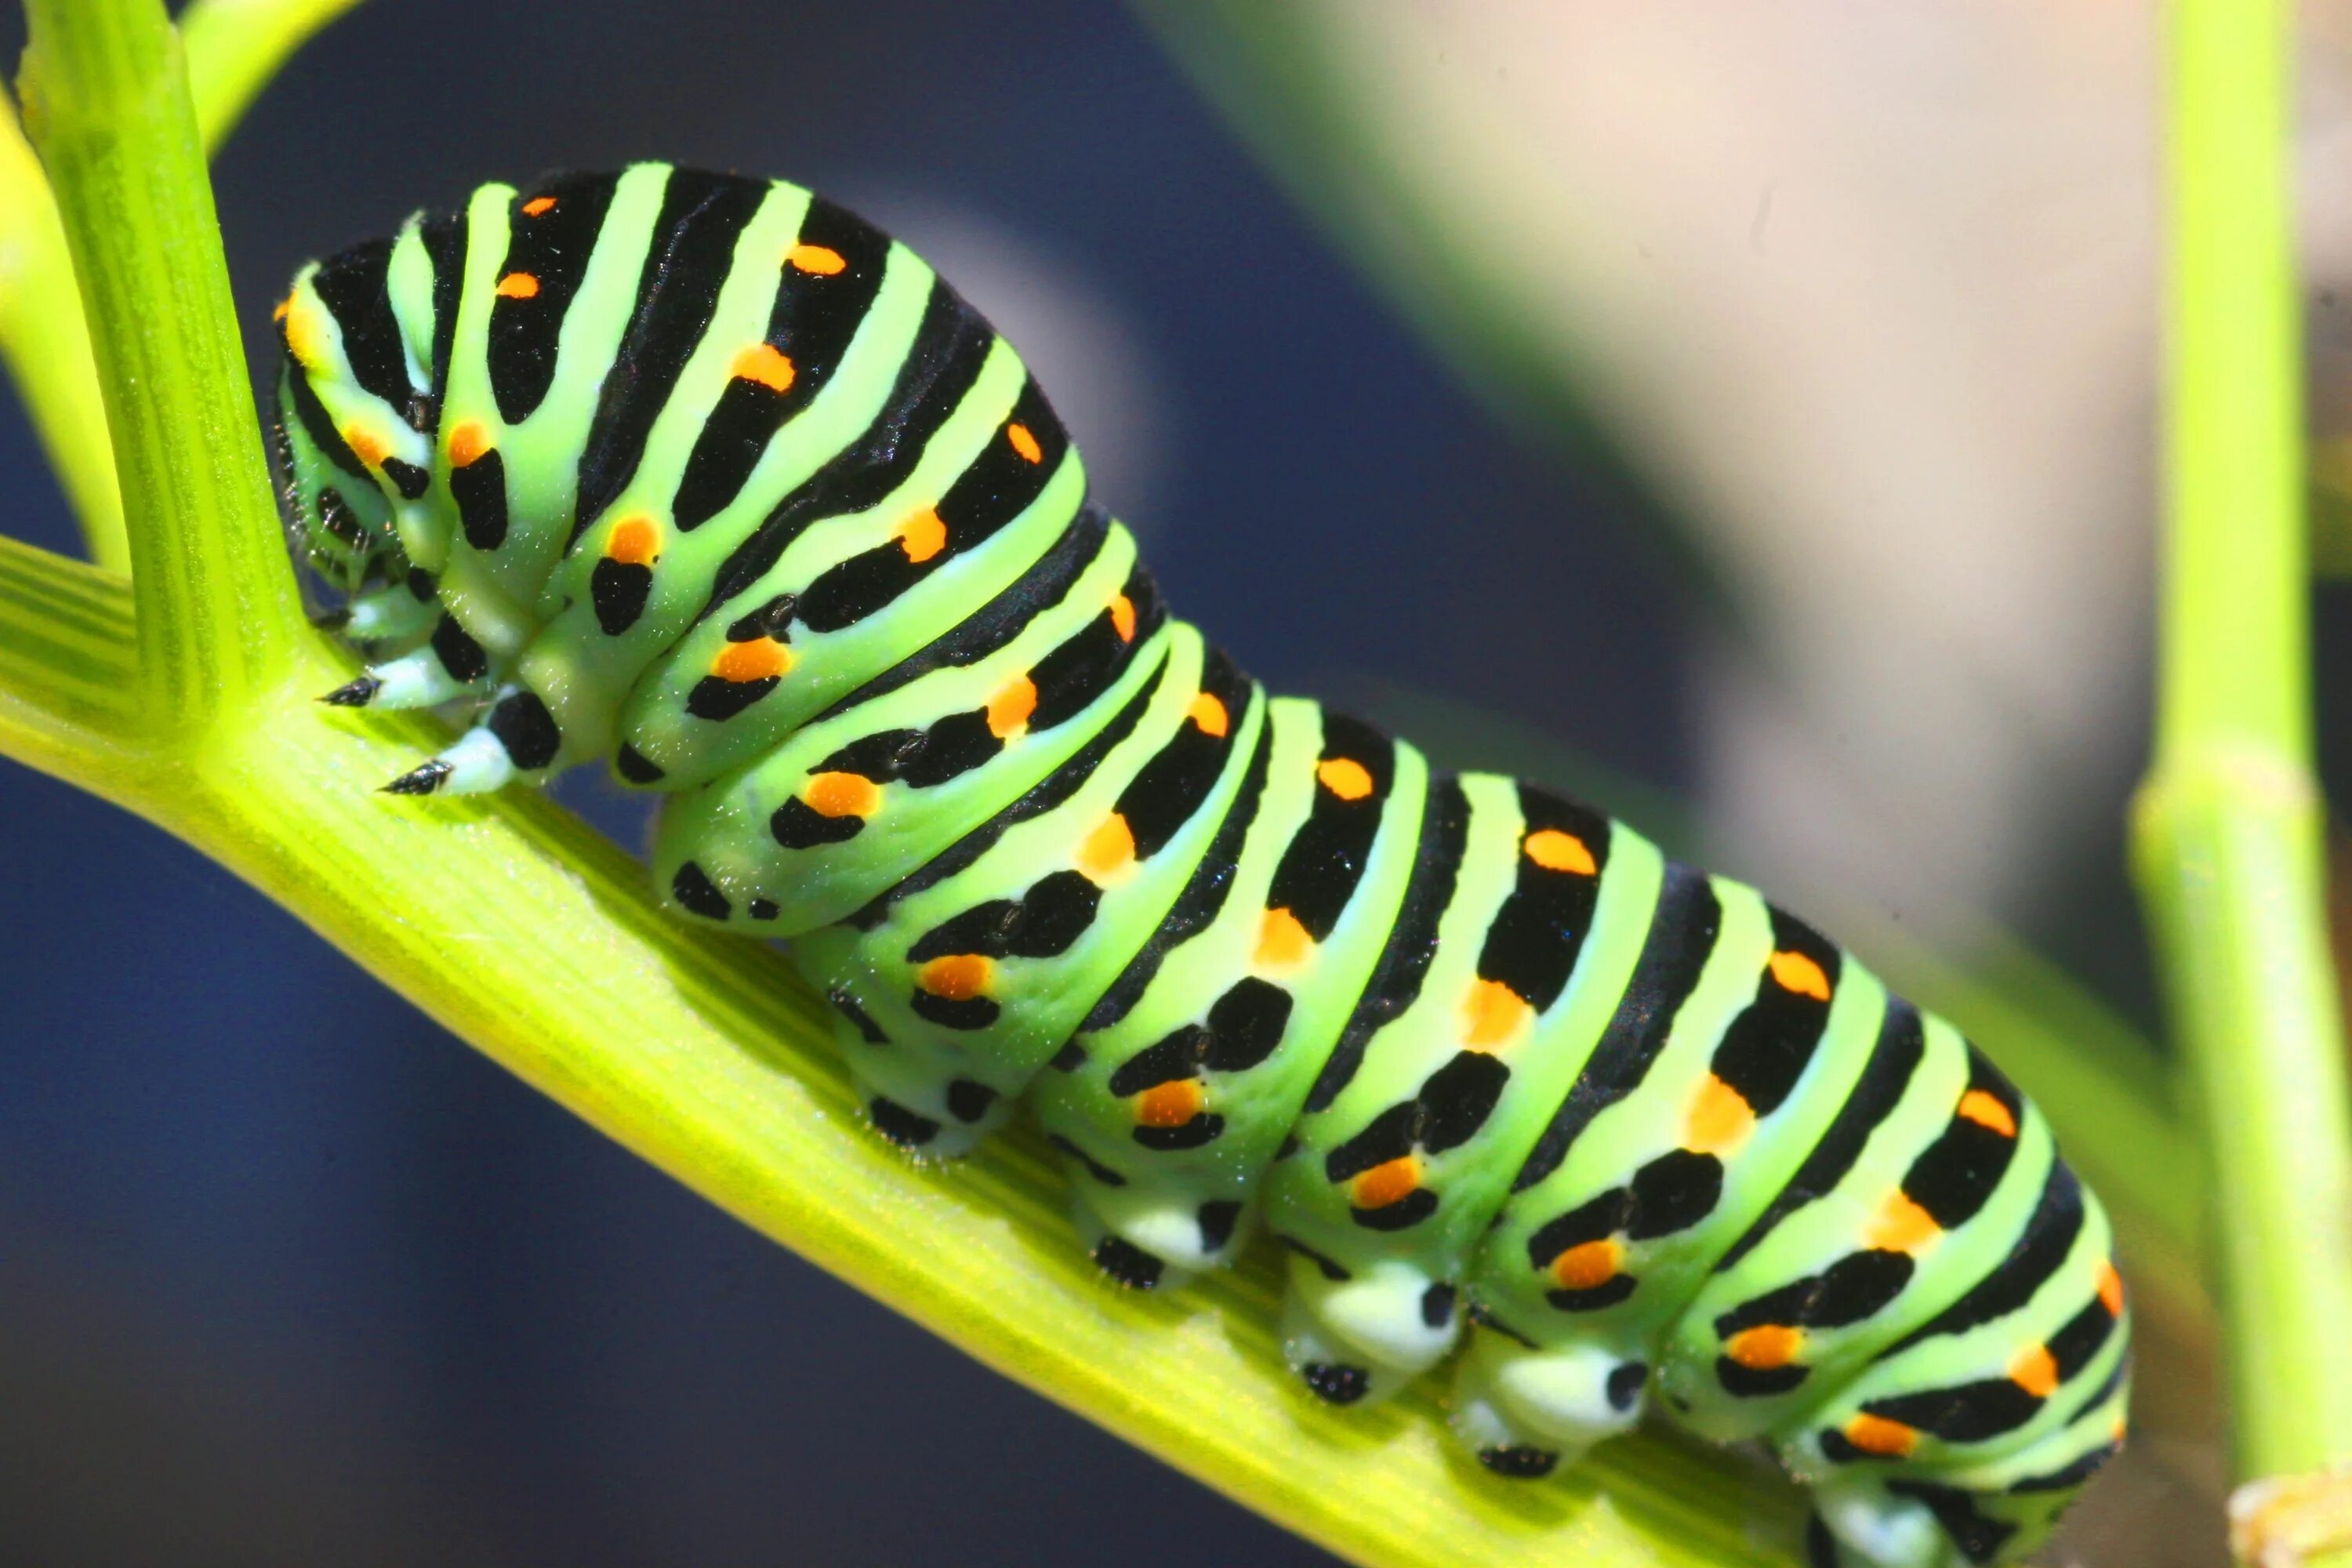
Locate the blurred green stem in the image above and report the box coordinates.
[2136,0,2352,1552]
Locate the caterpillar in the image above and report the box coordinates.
[268,164,2129,1568]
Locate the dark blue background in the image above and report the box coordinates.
[0,4,1690,1564]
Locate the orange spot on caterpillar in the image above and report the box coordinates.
[1726,1324,1804,1370]
[1769,949,1831,1001]
[521,195,557,217]
[605,514,661,566]
[730,342,797,394]
[1135,1079,1203,1128]
[1316,757,1374,800]
[786,242,846,274]
[271,296,292,322]
[282,304,326,368]
[1523,828,1596,874]
[1842,1414,1917,1458]
[711,637,791,684]
[342,425,390,468]
[2009,1344,2060,1399]
[1187,691,1230,736]
[1551,1238,1621,1292]
[1685,1074,1755,1154]
[446,421,491,468]
[918,953,993,1000]
[2096,1260,2125,1316]
[1006,422,1043,463]
[1108,593,1137,643]
[804,771,880,819]
[1463,978,1531,1051]
[494,271,541,299]
[1349,1155,1421,1210]
[895,506,946,564]
[1079,813,1136,878]
[1865,1190,1942,1254]
[985,675,1037,739]
[1255,907,1312,970]
[1957,1088,2019,1138]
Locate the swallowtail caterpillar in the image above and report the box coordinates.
[270,165,2129,1568]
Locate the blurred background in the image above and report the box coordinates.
[3,1,2349,1563]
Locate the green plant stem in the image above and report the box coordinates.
[17,0,301,735]
[2137,0,2352,1533]
[180,0,366,151]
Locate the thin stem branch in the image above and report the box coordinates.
[180,0,367,154]
[16,0,301,735]
[2138,0,2352,1527]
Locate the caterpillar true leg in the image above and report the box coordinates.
[271,164,2129,1568]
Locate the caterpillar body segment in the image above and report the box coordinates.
[271,164,2128,1568]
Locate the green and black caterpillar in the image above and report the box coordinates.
[270,164,2128,1568]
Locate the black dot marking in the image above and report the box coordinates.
[771,795,866,849]
[430,614,489,683]
[614,742,666,784]
[1883,1481,2018,1565]
[1301,1363,1370,1405]
[1466,1301,1537,1348]
[1548,1275,1638,1312]
[909,991,1000,1031]
[670,860,731,920]
[1279,1236,1351,1283]
[1607,1361,1648,1411]
[451,445,508,550]
[686,670,782,721]
[1626,1149,1723,1240]
[1350,1187,1439,1232]
[406,566,438,601]
[944,1079,997,1123]
[1417,1051,1510,1156]
[1048,1040,1087,1072]
[1718,1250,1916,1338]
[379,456,430,499]
[825,987,888,1045]
[1420,1283,1457,1329]
[1092,1235,1164,1290]
[487,689,561,771]
[1196,1200,1243,1253]
[868,1098,940,1149]
[748,898,779,921]
[320,676,379,707]
[726,593,798,643]
[1477,1446,1558,1480]
[591,557,653,636]
[1133,1113,1225,1152]
[1718,1359,1810,1398]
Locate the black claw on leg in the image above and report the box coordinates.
[321,676,381,707]
[382,759,453,796]
[310,608,352,633]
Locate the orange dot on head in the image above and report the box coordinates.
[1866,1190,1942,1254]
[804,770,881,819]
[1187,691,1230,737]
[1769,949,1832,1001]
[1464,977,1532,1050]
[1135,1079,1203,1128]
[1686,1074,1756,1154]
[1957,1088,2019,1139]
[1006,422,1044,463]
[1842,1414,1918,1458]
[1256,907,1312,970]
[985,674,1037,739]
[895,506,947,564]
[521,194,557,217]
[342,424,390,468]
[730,341,797,394]
[494,271,541,299]
[918,953,993,1000]
[2009,1344,2060,1399]
[1316,757,1374,800]
[1107,593,1137,643]
[1551,1237,1621,1292]
[271,296,292,322]
[786,242,847,274]
[1349,1155,1421,1210]
[605,514,661,566]
[447,420,491,468]
[710,637,792,684]
[1726,1324,1804,1370]
[2096,1261,2125,1316]
[1523,828,1597,875]
[1080,813,1137,878]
